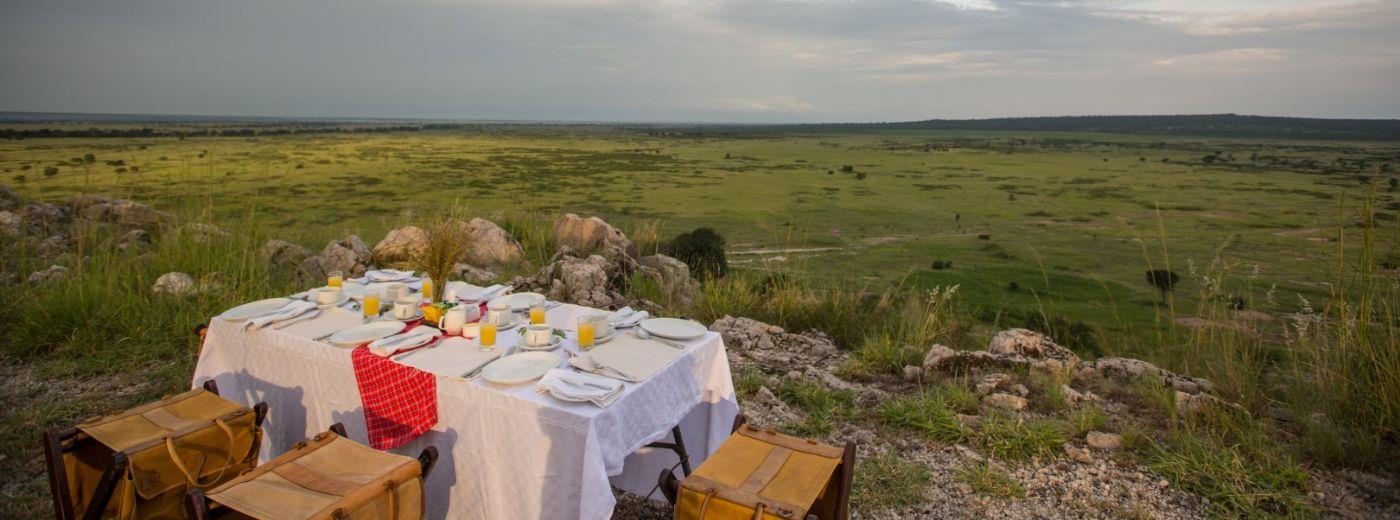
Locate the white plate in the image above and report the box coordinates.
[594,329,618,345]
[326,321,405,348]
[519,336,563,352]
[639,318,707,340]
[486,313,522,330]
[219,298,292,321]
[489,292,547,312]
[481,352,560,385]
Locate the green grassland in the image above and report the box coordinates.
[5,125,1398,352]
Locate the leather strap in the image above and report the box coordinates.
[165,417,236,488]
[740,447,791,494]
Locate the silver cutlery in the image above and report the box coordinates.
[271,309,321,329]
[579,356,638,382]
[634,327,686,349]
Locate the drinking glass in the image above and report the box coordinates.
[327,270,344,288]
[576,317,596,351]
[529,302,546,325]
[479,321,497,351]
[363,289,382,318]
[421,276,435,303]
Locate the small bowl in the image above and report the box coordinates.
[460,322,481,339]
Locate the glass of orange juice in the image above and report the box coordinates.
[421,276,434,303]
[576,317,596,351]
[362,289,381,318]
[327,270,344,288]
[529,301,546,325]
[478,321,497,351]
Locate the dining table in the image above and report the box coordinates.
[191,286,740,519]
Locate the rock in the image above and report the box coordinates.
[955,444,986,463]
[259,239,314,268]
[955,414,981,429]
[70,196,170,230]
[975,373,1012,395]
[1079,357,1214,395]
[36,235,68,258]
[923,342,1064,378]
[988,328,1080,376]
[1175,391,1215,415]
[177,223,229,243]
[1064,444,1094,464]
[1012,384,1030,397]
[15,203,71,235]
[152,272,196,295]
[452,263,498,284]
[544,254,617,308]
[457,218,523,267]
[1062,384,1093,403]
[636,254,699,304]
[551,213,635,258]
[118,229,151,252]
[27,265,69,284]
[902,365,923,381]
[745,385,802,428]
[983,393,1028,411]
[1086,431,1123,450]
[303,235,373,279]
[709,316,844,371]
[0,211,18,238]
[372,226,429,264]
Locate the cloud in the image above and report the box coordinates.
[699,95,816,113]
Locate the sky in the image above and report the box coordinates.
[1,0,1397,122]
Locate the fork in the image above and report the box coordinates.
[634,327,686,349]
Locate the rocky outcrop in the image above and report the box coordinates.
[301,235,373,279]
[710,315,845,371]
[457,218,523,267]
[118,229,151,252]
[452,263,497,284]
[27,265,69,284]
[922,329,1081,379]
[636,254,699,304]
[258,239,314,268]
[152,272,196,295]
[67,195,171,230]
[0,211,18,238]
[1078,357,1214,395]
[14,203,70,236]
[539,253,619,308]
[372,226,428,265]
[551,214,635,258]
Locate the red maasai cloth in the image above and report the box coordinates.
[350,346,437,450]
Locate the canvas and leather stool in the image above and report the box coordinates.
[660,417,855,520]
[42,382,267,520]
[185,424,438,520]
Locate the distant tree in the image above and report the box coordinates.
[826,170,834,175]
[83,153,95,163]
[43,166,58,177]
[855,172,867,180]
[841,165,854,173]
[930,260,953,270]
[978,234,991,240]
[1201,155,1217,165]
[1145,269,1180,294]
[666,227,728,280]
[13,175,26,183]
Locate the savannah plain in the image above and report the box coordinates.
[3,123,1399,517]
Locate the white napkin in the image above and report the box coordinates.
[464,284,509,302]
[368,325,443,356]
[615,311,649,328]
[363,269,416,282]
[246,301,317,330]
[567,353,640,383]
[538,369,624,408]
[608,307,637,323]
[395,337,502,377]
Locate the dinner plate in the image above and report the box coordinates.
[488,313,523,330]
[638,318,707,340]
[219,298,292,321]
[326,321,405,348]
[489,292,547,312]
[481,352,559,385]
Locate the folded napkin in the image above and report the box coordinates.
[538,369,624,408]
[615,310,649,328]
[277,307,364,340]
[368,325,443,356]
[245,301,317,329]
[567,353,640,383]
[351,347,436,450]
[363,269,416,282]
[394,337,503,377]
[463,284,509,302]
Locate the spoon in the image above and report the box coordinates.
[634,327,685,349]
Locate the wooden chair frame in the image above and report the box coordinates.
[42,381,267,520]
[658,415,856,520]
[184,423,440,520]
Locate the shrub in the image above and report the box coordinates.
[955,463,1025,498]
[43,166,58,177]
[855,172,868,180]
[977,234,991,240]
[930,259,953,270]
[666,227,728,280]
[841,165,854,173]
[12,175,25,183]
[1145,269,1180,294]
[83,153,95,163]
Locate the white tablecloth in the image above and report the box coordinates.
[192,305,738,519]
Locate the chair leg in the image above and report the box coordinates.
[42,428,75,520]
[328,422,348,437]
[201,379,220,395]
[418,446,439,479]
[645,426,692,477]
[184,489,211,520]
[253,402,269,428]
[731,414,748,434]
[83,452,128,520]
[657,468,680,506]
[835,441,856,520]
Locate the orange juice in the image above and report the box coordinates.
[529,305,545,325]
[479,322,497,351]
[327,274,344,288]
[363,292,381,317]
[577,320,596,350]
[421,277,434,303]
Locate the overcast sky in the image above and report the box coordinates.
[1,0,1397,122]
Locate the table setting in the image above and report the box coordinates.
[193,267,739,519]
